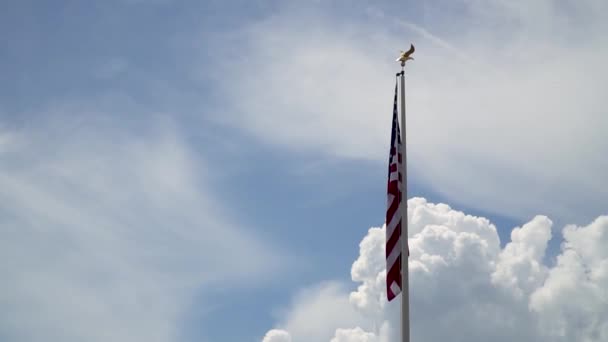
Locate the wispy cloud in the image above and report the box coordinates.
[0,103,283,341]
[207,0,608,222]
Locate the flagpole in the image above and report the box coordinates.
[397,44,413,342]
[399,66,410,342]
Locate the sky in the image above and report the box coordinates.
[0,0,607,341]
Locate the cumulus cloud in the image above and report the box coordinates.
[209,0,608,222]
[0,108,282,342]
[492,216,552,298]
[331,327,380,342]
[263,198,608,341]
[262,329,292,342]
[265,282,367,342]
[530,216,608,340]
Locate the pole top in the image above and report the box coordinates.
[396,44,415,67]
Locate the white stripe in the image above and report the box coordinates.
[386,210,401,237]
[386,192,395,210]
[388,169,400,182]
[390,281,402,296]
[386,236,401,267]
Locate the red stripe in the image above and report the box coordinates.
[387,179,399,196]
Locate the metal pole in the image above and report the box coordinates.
[396,44,414,342]
[399,65,410,342]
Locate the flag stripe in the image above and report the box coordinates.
[386,235,401,268]
[386,223,401,258]
[387,257,402,299]
[385,208,400,237]
[386,189,400,225]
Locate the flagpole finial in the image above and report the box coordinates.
[396,44,415,67]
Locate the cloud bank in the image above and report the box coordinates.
[263,198,608,341]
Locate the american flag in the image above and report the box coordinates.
[386,81,404,302]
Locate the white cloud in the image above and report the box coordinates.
[209,0,608,222]
[331,327,380,342]
[492,216,552,298]
[0,109,282,342]
[267,281,367,342]
[262,329,292,342]
[263,198,608,341]
[530,216,608,340]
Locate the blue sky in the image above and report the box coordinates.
[1,1,607,342]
